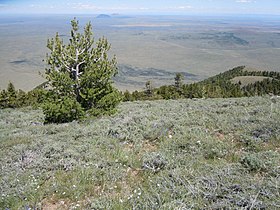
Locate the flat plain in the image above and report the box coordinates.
[0,14,280,91]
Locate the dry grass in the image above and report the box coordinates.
[231,76,272,87]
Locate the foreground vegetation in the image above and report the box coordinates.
[1,96,279,209]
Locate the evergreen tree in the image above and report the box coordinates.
[145,81,153,97]
[5,82,17,108]
[174,73,184,91]
[0,90,8,108]
[43,18,121,123]
[123,90,133,102]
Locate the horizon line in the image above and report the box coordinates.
[1,12,280,17]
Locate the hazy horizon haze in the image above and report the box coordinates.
[1,0,280,15]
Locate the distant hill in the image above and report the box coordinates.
[202,66,280,86]
[197,66,280,96]
[122,66,280,101]
[96,14,111,18]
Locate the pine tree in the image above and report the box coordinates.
[174,73,184,95]
[0,89,8,108]
[6,82,17,108]
[43,18,121,123]
[174,73,183,88]
[145,81,153,97]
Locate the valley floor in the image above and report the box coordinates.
[0,96,279,209]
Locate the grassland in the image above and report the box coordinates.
[1,96,279,209]
[231,76,273,87]
[1,15,280,91]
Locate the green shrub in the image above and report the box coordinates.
[87,90,122,117]
[240,151,280,173]
[0,82,46,109]
[42,97,85,123]
[0,82,18,108]
[240,153,263,172]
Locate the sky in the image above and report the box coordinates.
[0,0,280,15]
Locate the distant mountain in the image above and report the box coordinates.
[96,14,111,19]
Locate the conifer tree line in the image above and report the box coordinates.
[0,82,45,109]
[0,18,280,123]
[122,66,280,101]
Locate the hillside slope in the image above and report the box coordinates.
[124,66,280,101]
[0,97,280,209]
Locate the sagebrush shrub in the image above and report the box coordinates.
[240,151,279,172]
[142,152,167,173]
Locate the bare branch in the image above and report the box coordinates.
[77,61,85,70]
[79,48,86,55]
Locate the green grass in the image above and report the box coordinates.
[0,96,280,209]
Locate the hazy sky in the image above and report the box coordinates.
[1,0,280,15]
